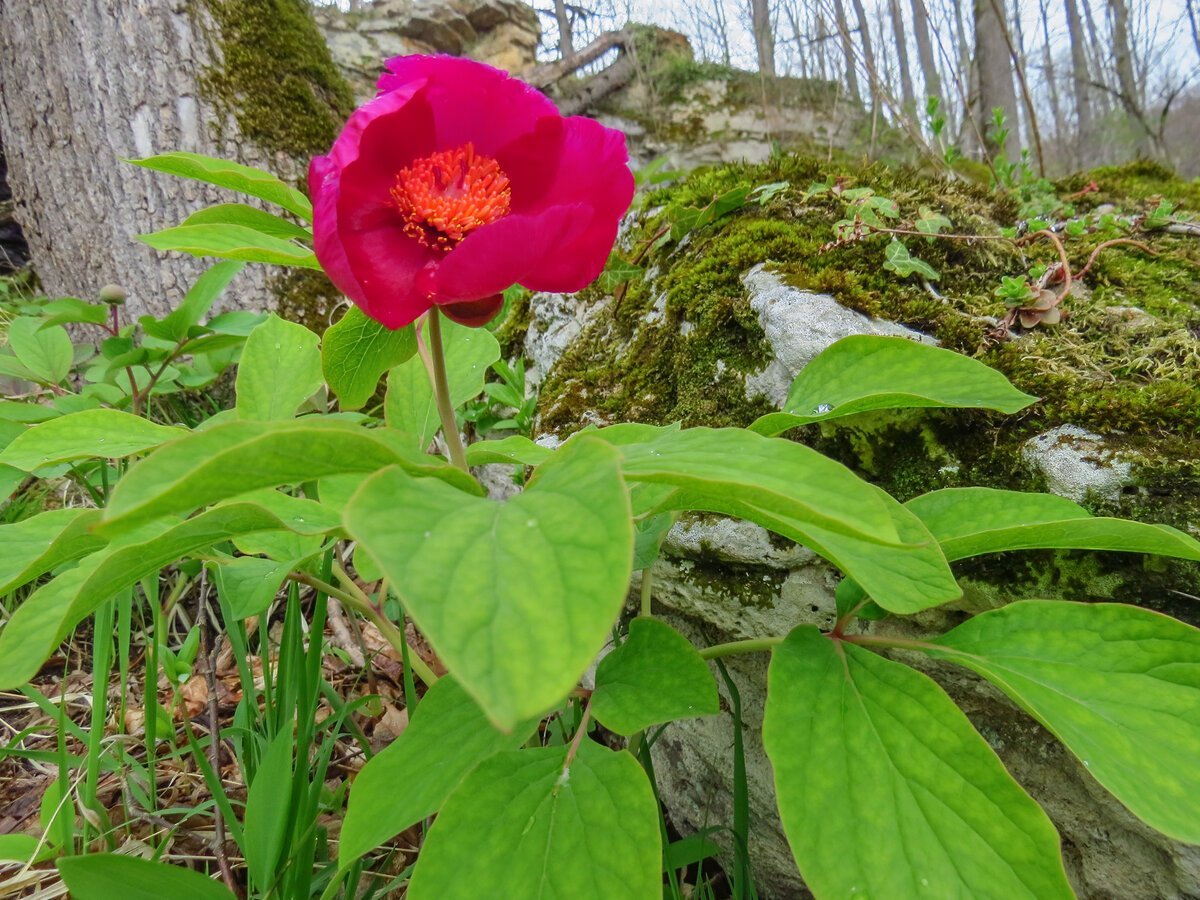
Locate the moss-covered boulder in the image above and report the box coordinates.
[512,156,1200,897]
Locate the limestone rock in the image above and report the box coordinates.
[315,0,540,101]
[743,264,935,406]
[1022,424,1134,503]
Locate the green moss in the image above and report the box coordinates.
[197,0,354,158]
[272,268,342,336]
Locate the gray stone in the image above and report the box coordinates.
[742,264,935,406]
[523,292,604,386]
[1022,424,1134,503]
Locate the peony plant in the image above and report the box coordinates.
[2,55,1199,899]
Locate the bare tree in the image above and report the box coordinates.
[554,0,576,59]
[831,0,862,102]
[973,0,1020,159]
[888,0,916,113]
[1107,0,1155,155]
[749,0,777,77]
[1188,0,1200,61]
[909,0,942,105]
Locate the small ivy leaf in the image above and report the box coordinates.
[591,617,719,735]
[882,240,941,281]
[597,256,644,292]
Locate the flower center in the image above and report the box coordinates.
[391,143,512,252]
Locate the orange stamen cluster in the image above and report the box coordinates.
[391,143,512,251]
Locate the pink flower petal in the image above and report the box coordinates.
[378,55,559,156]
[432,205,587,303]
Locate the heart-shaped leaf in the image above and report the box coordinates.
[764,626,1072,899]
[344,437,632,729]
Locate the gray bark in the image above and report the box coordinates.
[1064,0,1093,162]
[553,0,575,59]
[0,0,335,320]
[832,0,860,102]
[909,0,941,104]
[888,0,915,113]
[973,0,1021,160]
[749,0,777,77]
[1107,0,1153,155]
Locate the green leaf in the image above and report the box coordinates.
[137,224,319,269]
[36,298,109,328]
[182,203,310,240]
[597,257,644,291]
[407,741,660,900]
[463,435,553,467]
[632,511,675,569]
[763,626,1072,899]
[210,556,293,619]
[0,353,39,382]
[0,508,106,596]
[235,315,322,420]
[129,151,312,220]
[751,335,1037,436]
[6,316,73,384]
[143,261,245,343]
[58,854,236,900]
[0,400,60,423]
[882,239,940,280]
[0,501,333,689]
[616,428,960,614]
[0,464,25,504]
[929,601,1200,843]
[322,307,416,411]
[99,419,477,535]
[0,409,186,471]
[592,617,718,735]
[339,677,537,867]
[345,437,632,729]
[385,318,499,448]
[907,487,1200,562]
[244,728,294,891]
[0,832,42,862]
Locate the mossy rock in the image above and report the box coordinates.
[529,154,1200,606]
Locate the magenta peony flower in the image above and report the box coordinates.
[308,55,635,329]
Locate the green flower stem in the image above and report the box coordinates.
[423,308,470,473]
[640,568,654,618]
[699,636,785,660]
[839,632,944,653]
[290,570,439,687]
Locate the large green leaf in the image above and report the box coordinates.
[6,316,73,385]
[339,677,537,867]
[129,151,312,220]
[0,508,105,596]
[908,487,1200,562]
[0,501,333,689]
[137,224,319,268]
[182,203,311,240]
[235,315,323,420]
[929,601,1200,843]
[463,434,553,467]
[385,318,499,448]
[0,409,186,471]
[763,626,1072,899]
[99,419,477,535]
[617,429,960,614]
[322,307,417,411]
[344,437,632,729]
[142,261,245,343]
[750,335,1036,436]
[58,853,236,900]
[407,741,660,900]
[592,617,719,735]
[836,488,1200,617]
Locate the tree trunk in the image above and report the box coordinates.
[888,0,915,114]
[832,0,861,103]
[909,0,941,105]
[749,0,777,77]
[973,0,1021,160]
[1188,0,1200,62]
[0,0,352,320]
[1038,0,1064,156]
[1107,0,1153,155]
[849,0,879,111]
[1064,0,1093,164]
[553,0,575,60]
